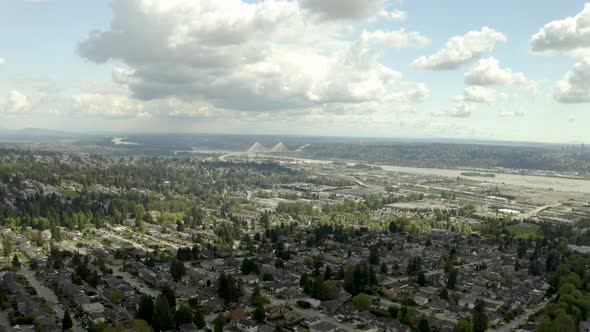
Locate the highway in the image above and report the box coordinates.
[517,203,561,221]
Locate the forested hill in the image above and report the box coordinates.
[2,132,587,173]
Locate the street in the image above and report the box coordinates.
[18,266,84,332]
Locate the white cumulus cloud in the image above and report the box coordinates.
[360,29,430,49]
[393,84,430,103]
[463,57,537,99]
[464,57,530,86]
[77,0,429,118]
[412,27,506,70]
[303,0,386,21]
[531,4,590,104]
[0,91,31,113]
[378,9,407,22]
[455,86,503,104]
[553,58,590,103]
[432,102,473,118]
[73,92,148,119]
[531,3,590,52]
[72,89,225,120]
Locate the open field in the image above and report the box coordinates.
[506,223,542,238]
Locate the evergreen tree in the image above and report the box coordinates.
[174,305,193,326]
[517,239,528,259]
[218,272,241,302]
[2,238,13,257]
[136,294,154,324]
[418,318,431,332]
[398,304,417,328]
[310,276,326,300]
[241,257,260,275]
[545,250,560,273]
[406,257,422,276]
[369,246,379,265]
[251,286,267,306]
[260,211,270,228]
[389,221,398,233]
[472,299,489,332]
[153,294,174,332]
[88,270,100,288]
[299,273,308,287]
[213,314,226,332]
[12,254,21,269]
[62,309,73,331]
[170,259,186,282]
[52,224,63,242]
[417,271,427,286]
[446,267,458,290]
[161,285,176,309]
[253,304,266,322]
[337,266,345,280]
[193,306,206,329]
[135,216,144,230]
[324,265,332,280]
[274,258,284,269]
[344,261,375,295]
[439,287,449,301]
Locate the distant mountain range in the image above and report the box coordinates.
[0,128,576,148]
[0,128,79,138]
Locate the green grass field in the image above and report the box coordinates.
[506,222,542,238]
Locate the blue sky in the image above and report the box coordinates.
[1,0,589,143]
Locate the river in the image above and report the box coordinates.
[376,164,590,193]
[264,155,590,194]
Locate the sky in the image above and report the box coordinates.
[1,0,590,143]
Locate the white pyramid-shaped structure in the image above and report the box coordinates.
[270,142,288,153]
[295,144,310,152]
[247,142,265,154]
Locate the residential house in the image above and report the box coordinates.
[237,318,259,332]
